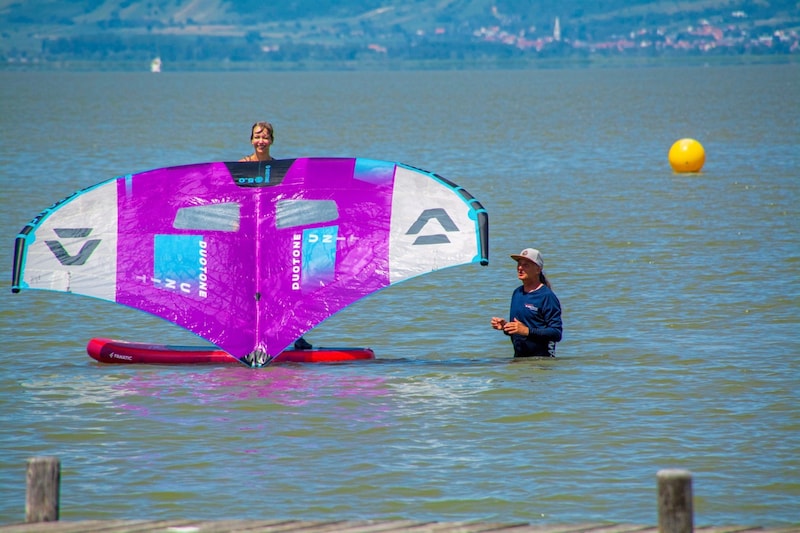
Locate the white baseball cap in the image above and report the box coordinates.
[510,248,543,268]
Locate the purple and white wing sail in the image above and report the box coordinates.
[12,158,489,364]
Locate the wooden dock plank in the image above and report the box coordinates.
[695,528,772,533]
[0,520,149,533]
[542,525,656,533]
[1,521,798,533]
[165,520,312,533]
[509,526,652,533]
[394,522,516,532]
[295,520,436,533]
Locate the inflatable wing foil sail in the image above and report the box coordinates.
[12,158,489,364]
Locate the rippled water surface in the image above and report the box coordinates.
[1,65,798,526]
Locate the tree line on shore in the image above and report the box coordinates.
[7,30,793,69]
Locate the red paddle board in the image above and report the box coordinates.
[87,338,375,365]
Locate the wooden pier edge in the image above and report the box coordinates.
[4,457,798,532]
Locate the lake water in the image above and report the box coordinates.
[0,64,798,527]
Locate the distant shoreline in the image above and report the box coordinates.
[2,54,798,72]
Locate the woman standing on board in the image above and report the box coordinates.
[240,121,313,351]
[491,248,563,357]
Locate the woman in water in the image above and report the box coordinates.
[240,121,313,351]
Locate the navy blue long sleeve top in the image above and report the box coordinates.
[507,284,563,357]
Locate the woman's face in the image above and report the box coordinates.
[251,126,273,151]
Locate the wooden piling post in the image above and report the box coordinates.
[26,456,60,522]
[657,468,693,533]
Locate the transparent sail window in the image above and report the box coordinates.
[173,203,241,231]
[276,200,339,229]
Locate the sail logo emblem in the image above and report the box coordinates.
[45,228,101,266]
[405,208,459,245]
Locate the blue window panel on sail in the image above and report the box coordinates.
[301,226,338,288]
[153,234,206,299]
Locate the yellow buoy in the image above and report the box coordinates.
[668,138,705,172]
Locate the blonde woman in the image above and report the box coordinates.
[240,121,274,162]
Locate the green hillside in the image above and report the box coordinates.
[1,0,798,68]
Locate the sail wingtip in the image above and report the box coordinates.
[239,349,275,368]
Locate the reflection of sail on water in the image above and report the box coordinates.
[150,57,162,72]
[11,158,489,364]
